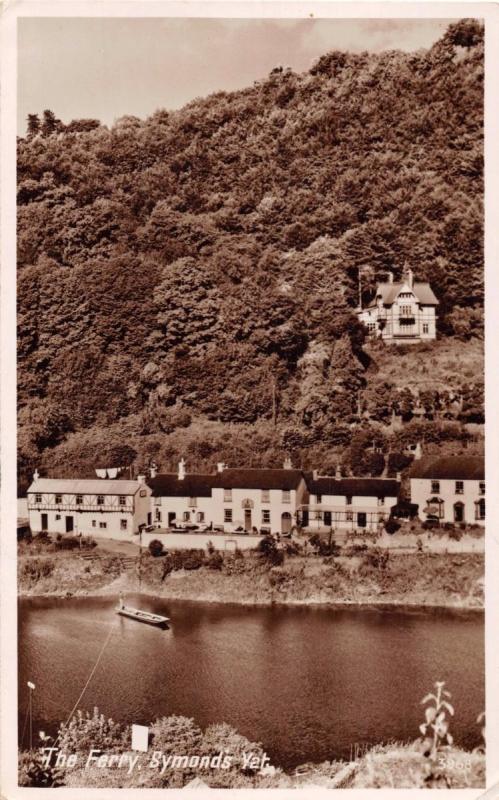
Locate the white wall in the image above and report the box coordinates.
[141,530,263,551]
[305,494,398,531]
[211,486,299,533]
[151,495,216,528]
[410,478,485,526]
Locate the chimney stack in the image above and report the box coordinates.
[283,457,292,470]
[335,464,342,480]
[137,474,146,485]
[414,442,422,460]
[387,270,394,284]
[312,469,319,481]
[33,468,40,481]
[178,458,186,481]
[150,463,157,479]
[396,471,402,483]
[217,462,226,473]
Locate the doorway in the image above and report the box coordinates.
[244,509,252,532]
[324,511,332,527]
[454,502,464,523]
[65,516,74,533]
[41,513,48,532]
[357,512,367,528]
[281,512,292,534]
[168,512,176,528]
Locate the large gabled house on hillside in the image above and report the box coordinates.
[357,267,438,343]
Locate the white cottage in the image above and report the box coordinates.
[211,465,308,534]
[409,456,485,526]
[298,473,400,532]
[148,460,217,529]
[358,267,438,343]
[27,475,152,538]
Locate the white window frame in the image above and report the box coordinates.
[224,489,232,503]
[430,481,440,494]
[282,490,291,504]
[97,494,104,506]
[262,509,271,525]
[261,489,270,503]
[224,508,233,523]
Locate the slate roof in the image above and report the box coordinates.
[409,456,484,481]
[306,476,400,498]
[215,468,305,490]
[27,478,145,495]
[375,282,439,306]
[148,474,217,498]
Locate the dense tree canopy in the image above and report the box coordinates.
[17,21,484,487]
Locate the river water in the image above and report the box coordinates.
[18,596,484,768]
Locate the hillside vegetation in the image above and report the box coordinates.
[17,20,483,489]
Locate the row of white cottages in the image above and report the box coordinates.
[25,456,485,542]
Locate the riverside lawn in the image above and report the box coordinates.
[42,747,271,775]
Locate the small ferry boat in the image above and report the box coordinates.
[116,595,170,628]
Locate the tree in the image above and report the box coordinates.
[41,109,62,137]
[26,114,40,138]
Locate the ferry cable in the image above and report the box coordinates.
[48,620,118,787]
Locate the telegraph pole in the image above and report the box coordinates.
[27,681,35,750]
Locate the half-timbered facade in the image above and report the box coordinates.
[357,268,438,343]
[27,477,152,537]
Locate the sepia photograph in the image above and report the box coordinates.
[4,3,490,793]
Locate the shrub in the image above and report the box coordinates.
[363,547,390,569]
[207,552,223,570]
[384,519,401,535]
[148,539,164,558]
[101,555,122,575]
[21,557,55,581]
[183,556,202,570]
[58,707,129,754]
[55,536,80,550]
[150,715,203,755]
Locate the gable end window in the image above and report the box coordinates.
[76,494,83,505]
[34,493,42,504]
[118,495,126,505]
[97,495,104,505]
[55,494,62,505]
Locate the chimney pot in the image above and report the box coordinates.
[217,462,226,473]
[312,469,319,481]
[33,468,40,481]
[283,457,292,470]
[178,458,186,481]
[335,465,342,479]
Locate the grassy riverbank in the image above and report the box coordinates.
[18,543,484,609]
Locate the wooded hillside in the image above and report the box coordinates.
[17,20,484,489]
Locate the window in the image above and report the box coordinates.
[188,497,197,507]
[224,489,232,503]
[99,521,107,529]
[282,490,291,504]
[92,520,96,528]
[455,481,464,495]
[316,493,322,504]
[476,498,485,521]
[346,496,352,506]
[55,514,61,520]
[262,509,271,525]
[346,511,353,522]
[261,489,270,503]
[479,481,485,496]
[224,508,233,523]
[431,481,440,494]
[399,292,414,299]
[400,305,413,316]
[35,493,42,503]
[422,323,429,334]
[154,496,161,506]
[75,494,83,505]
[367,322,376,333]
[197,512,205,523]
[97,495,104,506]
[55,494,62,505]
[378,497,385,506]
[120,519,128,530]
[118,495,126,506]
[140,489,147,497]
